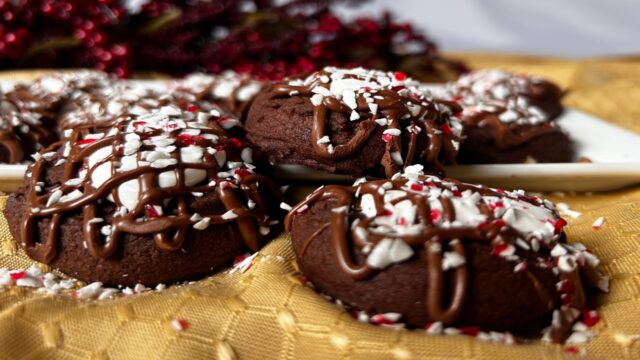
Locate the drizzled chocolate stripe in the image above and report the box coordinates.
[270,67,461,177]
[285,168,605,342]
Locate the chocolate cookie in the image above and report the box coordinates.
[434,70,571,164]
[0,71,109,163]
[245,67,462,178]
[285,165,607,342]
[173,72,264,118]
[4,103,286,286]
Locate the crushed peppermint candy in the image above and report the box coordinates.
[591,217,606,230]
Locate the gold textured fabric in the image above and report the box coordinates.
[2,57,640,360]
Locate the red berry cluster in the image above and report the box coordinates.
[0,0,467,81]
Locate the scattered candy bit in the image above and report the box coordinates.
[171,318,189,332]
[591,217,605,230]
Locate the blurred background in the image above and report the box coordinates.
[1,0,638,80]
[335,0,640,57]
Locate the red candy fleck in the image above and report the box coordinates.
[371,314,398,325]
[382,133,393,143]
[410,183,424,191]
[554,218,567,232]
[439,124,454,136]
[582,310,600,327]
[430,209,441,222]
[177,134,204,145]
[564,346,578,354]
[76,138,96,146]
[393,71,407,81]
[233,254,248,266]
[172,318,189,331]
[229,138,243,148]
[491,242,510,256]
[452,190,462,197]
[381,209,393,217]
[234,168,252,179]
[144,204,160,219]
[489,201,504,210]
[186,104,199,112]
[9,271,25,280]
[493,219,506,228]
[397,217,406,226]
[459,326,480,337]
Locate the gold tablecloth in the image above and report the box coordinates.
[1,56,640,360]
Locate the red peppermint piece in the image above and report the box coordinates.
[459,326,480,337]
[229,138,243,148]
[371,314,398,325]
[554,218,567,232]
[234,168,252,179]
[493,219,506,228]
[186,104,199,112]
[76,138,96,146]
[397,217,406,226]
[452,190,462,197]
[430,209,441,222]
[410,183,424,191]
[393,71,407,81]
[145,204,161,219]
[382,133,393,143]
[489,201,504,210]
[564,346,578,354]
[582,310,600,327]
[9,271,26,280]
[171,318,189,331]
[491,242,511,256]
[133,121,147,128]
[381,209,393,217]
[440,124,454,136]
[233,254,249,266]
[177,134,204,145]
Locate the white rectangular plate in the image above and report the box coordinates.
[1,76,639,192]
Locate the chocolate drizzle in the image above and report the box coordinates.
[20,104,283,264]
[434,70,565,149]
[269,67,462,177]
[285,166,607,342]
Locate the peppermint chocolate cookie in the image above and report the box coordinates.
[435,70,570,164]
[174,72,263,118]
[5,104,285,286]
[245,67,462,178]
[285,165,607,342]
[0,71,109,163]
